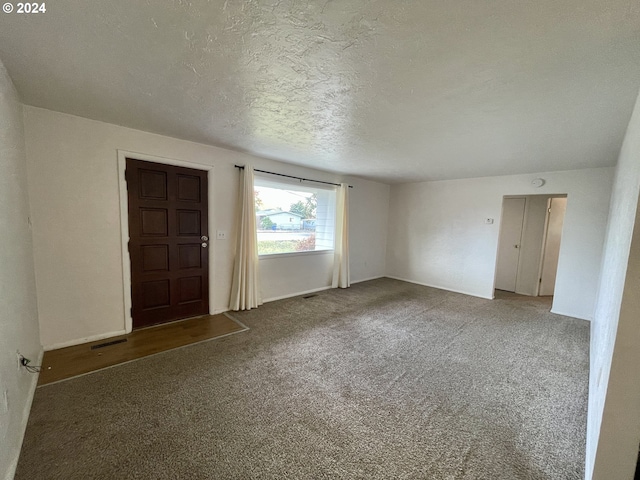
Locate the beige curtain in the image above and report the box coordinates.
[332,183,350,288]
[229,165,262,311]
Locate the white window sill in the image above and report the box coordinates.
[258,249,334,260]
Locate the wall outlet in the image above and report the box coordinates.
[485,218,494,224]
[216,230,227,240]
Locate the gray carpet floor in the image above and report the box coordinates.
[16,278,589,479]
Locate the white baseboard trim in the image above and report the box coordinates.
[262,285,333,303]
[223,277,385,309]
[550,308,592,321]
[43,330,127,351]
[351,275,385,284]
[385,276,494,300]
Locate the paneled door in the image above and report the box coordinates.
[126,158,209,328]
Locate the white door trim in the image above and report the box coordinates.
[117,150,214,333]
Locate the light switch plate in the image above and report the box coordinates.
[216,230,227,240]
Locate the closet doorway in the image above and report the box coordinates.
[494,195,567,297]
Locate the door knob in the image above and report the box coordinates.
[201,235,209,241]
[202,242,208,248]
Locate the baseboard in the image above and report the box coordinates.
[262,285,333,303]
[233,277,385,306]
[41,276,499,351]
[43,330,127,351]
[350,275,385,284]
[550,308,592,321]
[385,276,494,300]
[7,348,43,479]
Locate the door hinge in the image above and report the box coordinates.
[130,307,133,316]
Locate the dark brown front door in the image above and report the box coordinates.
[126,158,209,329]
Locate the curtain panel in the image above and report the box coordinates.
[229,165,262,310]
[332,183,350,289]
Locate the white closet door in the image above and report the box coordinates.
[495,198,526,292]
[540,197,567,296]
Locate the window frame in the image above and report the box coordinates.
[254,175,337,258]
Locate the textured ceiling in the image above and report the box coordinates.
[1,0,639,183]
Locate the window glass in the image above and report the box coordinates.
[254,176,336,255]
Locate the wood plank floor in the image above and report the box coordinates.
[38,313,247,386]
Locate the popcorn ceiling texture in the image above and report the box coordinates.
[17,279,588,479]
[0,0,639,182]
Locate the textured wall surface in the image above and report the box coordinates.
[588,90,640,480]
[0,61,41,480]
[386,168,613,321]
[1,1,639,182]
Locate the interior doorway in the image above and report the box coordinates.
[494,195,567,297]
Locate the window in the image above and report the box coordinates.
[254,176,336,256]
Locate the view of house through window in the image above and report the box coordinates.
[254,176,336,255]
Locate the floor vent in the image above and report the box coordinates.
[302,294,318,299]
[91,339,128,350]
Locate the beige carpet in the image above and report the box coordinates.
[16,278,589,479]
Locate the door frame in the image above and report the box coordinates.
[492,193,568,298]
[117,150,215,333]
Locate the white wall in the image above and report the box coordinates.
[260,252,334,301]
[23,106,390,349]
[0,63,41,480]
[348,176,389,284]
[386,168,613,320]
[588,90,640,480]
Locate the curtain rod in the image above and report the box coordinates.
[234,165,353,188]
